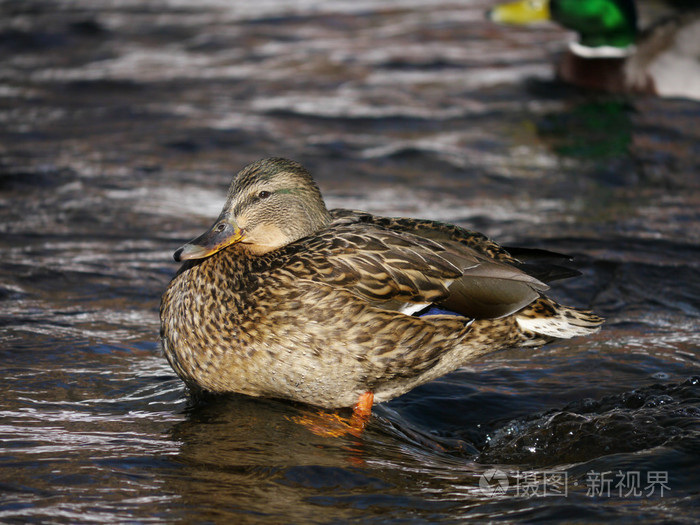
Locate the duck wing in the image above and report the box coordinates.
[284,210,549,319]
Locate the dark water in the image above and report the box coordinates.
[1,0,699,522]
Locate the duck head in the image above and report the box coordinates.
[174,158,332,261]
[489,0,638,50]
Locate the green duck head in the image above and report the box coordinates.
[489,0,638,49]
[174,158,332,261]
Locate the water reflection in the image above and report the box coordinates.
[167,394,480,521]
[537,100,634,159]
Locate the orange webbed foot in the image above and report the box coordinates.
[291,391,374,438]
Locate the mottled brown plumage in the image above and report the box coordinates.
[160,158,603,409]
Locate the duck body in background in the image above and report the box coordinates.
[489,0,700,100]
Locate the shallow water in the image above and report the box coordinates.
[1,0,699,523]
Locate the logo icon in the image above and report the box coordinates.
[479,469,509,497]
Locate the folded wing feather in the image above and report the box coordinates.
[288,211,552,320]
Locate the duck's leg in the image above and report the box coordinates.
[351,391,374,428]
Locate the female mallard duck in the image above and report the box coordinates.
[489,0,700,100]
[160,158,603,415]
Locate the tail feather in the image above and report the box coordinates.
[516,297,603,341]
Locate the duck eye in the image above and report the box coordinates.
[258,190,272,199]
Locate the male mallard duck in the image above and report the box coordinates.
[160,158,603,416]
[489,0,700,100]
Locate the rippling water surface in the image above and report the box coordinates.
[1,0,699,522]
